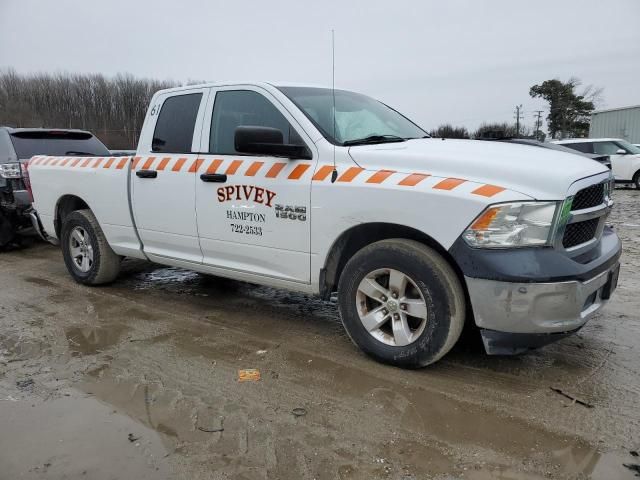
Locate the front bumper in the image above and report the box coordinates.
[449,227,622,354]
[466,262,619,354]
[466,262,619,335]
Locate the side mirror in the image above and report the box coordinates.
[616,148,627,155]
[235,126,312,160]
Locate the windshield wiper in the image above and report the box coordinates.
[65,150,98,156]
[342,135,407,146]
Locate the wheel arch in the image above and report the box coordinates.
[54,194,91,238]
[319,222,467,301]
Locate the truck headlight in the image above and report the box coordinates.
[0,163,22,179]
[463,201,559,248]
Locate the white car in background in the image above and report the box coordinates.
[554,138,640,188]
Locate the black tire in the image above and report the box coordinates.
[337,239,465,368]
[61,209,121,285]
[634,171,640,190]
[0,209,17,249]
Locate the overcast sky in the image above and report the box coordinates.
[1,0,639,133]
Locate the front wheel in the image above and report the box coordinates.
[337,239,465,368]
[634,171,640,190]
[61,209,121,285]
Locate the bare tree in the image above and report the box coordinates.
[428,124,470,139]
[0,69,177,149]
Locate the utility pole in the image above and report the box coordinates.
[514,105,524,138]
[533,110,544,140]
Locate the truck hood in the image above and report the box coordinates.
[348,138,608,200]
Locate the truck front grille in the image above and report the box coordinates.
[572,183,605,210]
[562,218,599,248]
[558,180,610,254]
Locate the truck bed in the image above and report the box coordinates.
[28,155,144,258]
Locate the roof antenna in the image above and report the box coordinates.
[330,29,338,184]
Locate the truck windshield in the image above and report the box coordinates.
[278,87,427,146]
[9,131,110,160]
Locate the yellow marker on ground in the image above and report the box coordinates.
[238,369,261,382]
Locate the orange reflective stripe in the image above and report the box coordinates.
[103,157,115,169]
[288,163,311,180]
[205,159,223,174]
[172,157,187,172]
[131,156,142,169]
[50,159,60,166]
[70,158,82,167]
[80,158,92,167]
[265,162,287,178]
[59,158,71,167]
[245,161,264,176]
[366,169,395,184]
[226,159,243,174]
[337,167,365,182]
[472,184,505,197]
[188,158,204,173]
[433,178,466,190]
[141,156,156,170]
[312,165,334,181]
[92,158,104,168]
[116,158,129,169]
[156,157,171,171]
[398,173,430,186]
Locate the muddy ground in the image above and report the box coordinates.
[0,189,639,480]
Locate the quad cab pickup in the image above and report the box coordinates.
[27,83,622,367]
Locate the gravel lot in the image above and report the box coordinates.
[0,188,638,480]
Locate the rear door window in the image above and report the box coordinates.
[152,93,203,153]
[9,131,110,159]
[563,142,593,154]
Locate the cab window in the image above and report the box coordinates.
[209,90,303,155]
[152,93,203,153]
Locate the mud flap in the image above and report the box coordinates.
[480,328,580,355]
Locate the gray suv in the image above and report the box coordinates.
[0,128,110,248]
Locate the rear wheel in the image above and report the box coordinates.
[337,239,465,368]
[634,171,640,189]
[61,209,121,285]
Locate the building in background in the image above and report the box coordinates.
[590,105,640,143]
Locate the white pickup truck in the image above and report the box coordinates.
[27,82,622,367]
